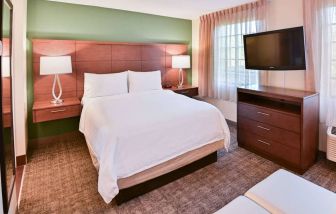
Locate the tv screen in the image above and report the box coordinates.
[243,27,306,70]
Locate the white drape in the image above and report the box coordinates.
[304,0,336,127]
[212,6,266,101]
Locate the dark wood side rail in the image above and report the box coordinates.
[115,152,217,205]
[237,85,319,174]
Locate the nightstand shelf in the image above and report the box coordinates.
[33,97,81,123]
[169,85,198,97]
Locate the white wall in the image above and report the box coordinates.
[265,0,305,90]
[192,0,305,123]
[192,19,199,86]
[11,0,28,159]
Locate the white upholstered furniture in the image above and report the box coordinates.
[245,169,336,214]
[215,169,336,214]
[214,196,269,214]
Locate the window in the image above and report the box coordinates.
[331,10,336,80]
[330,6,336,97]
[304,0,336,126]
[213,21,260,101]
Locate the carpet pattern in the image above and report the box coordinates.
[19,124,336,213]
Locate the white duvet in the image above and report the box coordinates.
[79,90,230,203]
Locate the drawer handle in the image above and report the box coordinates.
[257,125,270,131]
[51,109,66,113]
[257,111,270,116]
[179,90,189,94]
[257,140,271,146]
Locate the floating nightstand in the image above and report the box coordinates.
[32,97,81,123]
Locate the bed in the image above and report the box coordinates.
[31,39,230,204]
[79,72,230,204]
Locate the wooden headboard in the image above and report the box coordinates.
[32,39,188,101]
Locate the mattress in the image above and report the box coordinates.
[119,139,223,189]
[79,90,230,203]
[87,140,223,189]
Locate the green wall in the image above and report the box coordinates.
[3,2,10,37]
[27,0,192,139]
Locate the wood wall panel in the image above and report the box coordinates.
[33,63,77,101]
[76,61,111,97]
[112,45,141,61]
[2,78,11,106]
[2,39,11,107]
[2,38,11,127]
[2,38,10,57]
[2,39,11,106]
[141,45,165,60]
[76,44,111,61]
[33,40,77,101]
[165,44,188,85]
[111,61,141,72]
[141,59,165,73]
[32,40,76,63]
[33,39,189,100]
[165,44,188,56]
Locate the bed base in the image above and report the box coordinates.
[115,151,218,205]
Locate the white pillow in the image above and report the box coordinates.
[83,72,128,98]
[128,70,162,93]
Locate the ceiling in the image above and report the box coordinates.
[48,0,257,20]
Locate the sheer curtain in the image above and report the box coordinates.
[213,14,265,101]
[304,0,336,127]
[198,0,266,101]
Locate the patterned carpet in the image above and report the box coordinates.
[19,123,336,213]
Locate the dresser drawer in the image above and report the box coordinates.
[33,105,81,123]
[239,130,300,166]
[238,116,300,149]
[238,102,300,133]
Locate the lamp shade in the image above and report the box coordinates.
[1,56,10,77]
[40,56,72,75]
[172,55,190,69]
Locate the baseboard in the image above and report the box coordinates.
[16,155,27,166]
[318,150,326,158]
[116,152,217,205]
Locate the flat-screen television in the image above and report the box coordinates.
[243,27,306,70]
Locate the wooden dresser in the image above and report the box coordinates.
[237,85,319,174]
